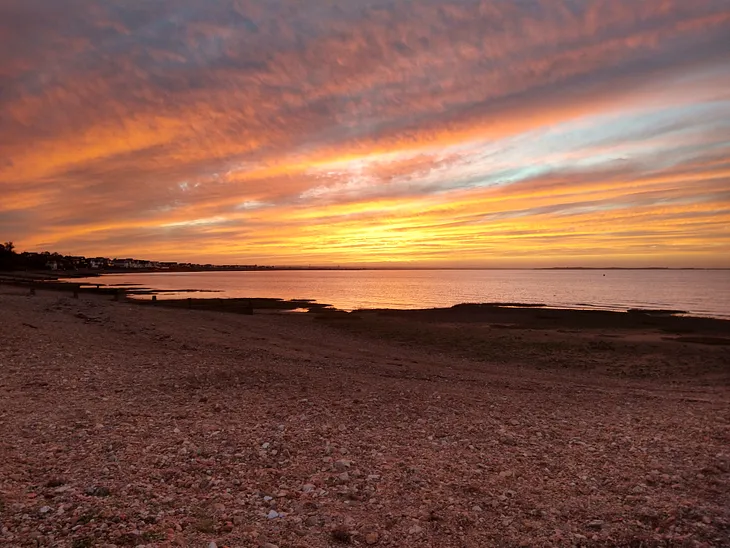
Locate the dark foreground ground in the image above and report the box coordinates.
[0,286,728,547]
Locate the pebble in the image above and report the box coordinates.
[208,543,218,548]
[267,510,280,519]
[334,459,352,471]
[408,525,424,535]
[39,506,52,515]
[586,519,604,530]
[331,527,352,543]
[365,531,380,544]
[305,515,322,527]
[85,486,110,497]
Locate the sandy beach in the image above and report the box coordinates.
[1,286,728,548]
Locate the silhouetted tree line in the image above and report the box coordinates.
[0,242,79,271]
[0,241,18,270]
[0,242,271,272]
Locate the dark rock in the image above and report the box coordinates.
[331,526,352,543]
[85,486,110,497]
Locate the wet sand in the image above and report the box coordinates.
[0,286,728,547]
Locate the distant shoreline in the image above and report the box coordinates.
[2,266,729,281]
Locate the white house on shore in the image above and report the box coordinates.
[111,259,157,269]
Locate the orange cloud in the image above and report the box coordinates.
[1,0,729,266]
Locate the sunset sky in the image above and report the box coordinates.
[1,1,729,267]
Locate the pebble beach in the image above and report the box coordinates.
[1,286,728,547]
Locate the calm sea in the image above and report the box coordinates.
[64,269,730,319]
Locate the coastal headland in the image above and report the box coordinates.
[0,284,728,547]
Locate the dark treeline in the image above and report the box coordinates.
[0,242,89,271]
[0,241,158,272]
[0,241,270,272]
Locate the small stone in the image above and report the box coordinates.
[208,543,218,548]
[499,470,513,478]
[471,505,483,512]
[85,486,110,497]
[266,510,280,519]
[334,459,352,471]
[302,484,316,493]
[263,496,273,502]
[39,506,52,515]
[702,516,712,524]
[194,518,216,534]
[408,525,424,535]
[337,472,350,483]
[365,531,380,545]
[586,520,604,530]
[331,527,351,543]
[305,515,321,527]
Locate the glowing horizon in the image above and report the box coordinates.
[1,1,729,267]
